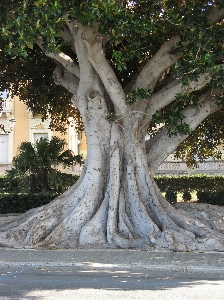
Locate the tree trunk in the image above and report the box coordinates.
[1,116,224,251]
[40,169,50,194]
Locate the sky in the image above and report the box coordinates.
[0,90,8,98]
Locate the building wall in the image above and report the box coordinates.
[0,94,15,168]
[13,96,29,156]
[79,132,87,158]
[156,149,224,176]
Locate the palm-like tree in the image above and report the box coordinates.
[12,137,83,193]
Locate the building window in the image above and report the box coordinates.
[33,133,48,143]
[0,134,9,163]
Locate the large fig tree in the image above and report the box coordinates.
[0,0,224,251]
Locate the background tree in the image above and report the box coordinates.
[7,137,83,193]
[0,0,224,251]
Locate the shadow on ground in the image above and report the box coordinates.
[1,266,224,299]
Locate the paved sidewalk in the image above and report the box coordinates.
[1,214,224,273]
[0,248,224,273]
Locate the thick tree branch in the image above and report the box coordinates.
[82,26,128,116]
[63,16,77,35]
[59,25,77,54]
[146,92,221,175]
[64,24,109,128]
[53,65,79,95]
[59,25,73,44]
[124,37,180,94]
[37,37,80,78]
[73,26,104,109]
[141,73,211,128]
[56,19,105,117]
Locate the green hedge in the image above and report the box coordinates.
[154,174,224,193]
[0,173,79,193]
[197,190,224,206]
[155,174,224,205]
[0,171,79,213]
[0,193,58,214]
[182,190,191,202]
[0,176,8,191]
[1,174,224,213]
[2,173,224,194]
[165,189,177,204]
[1,189,224,213]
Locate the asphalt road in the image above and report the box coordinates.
[0,266,224,299]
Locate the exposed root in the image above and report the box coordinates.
[0,169,105,249]
[155,186,224,251]
[79,193,109,247]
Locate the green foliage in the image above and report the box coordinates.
[165,189,177,204]
[3,169,30,193]
[182,190,192,202]
[197,190,224,206]
[0,193,58,214]
[155,174,224,194]
[48,171,79,193]
[2,1,223,86]
[2,171,79,194]
[127,87,152,104]
[0,1,83,132]
[208,66,224,91]
[112,50,127,72]
[154,174,224,205]
[0,175,8,191]
[174,111,224,168]
[106,112,116,122]
[8,137,83,193]
[197,191,214,204]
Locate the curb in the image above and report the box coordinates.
[0,261,223,273]
[0,248,224,273]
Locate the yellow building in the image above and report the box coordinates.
[0,93,87,175]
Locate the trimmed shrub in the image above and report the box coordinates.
[165,189,177,204]
[197,191,213,204]
[155,174,224,205]
[197,190,224,206]
[0,176,9,191]
[0,193,58,214]
[0,172,79,193]
[0,171,79,213]
[182,191,191,202]
[212,190,224,206]
[154,174,224,193]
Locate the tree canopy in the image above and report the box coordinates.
[0,0,224,166]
